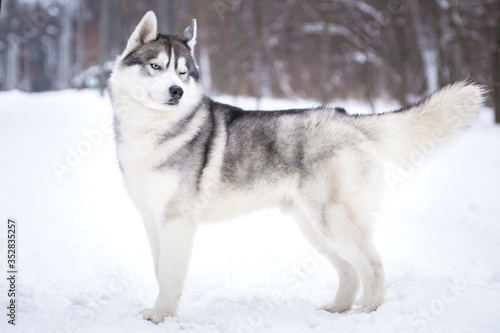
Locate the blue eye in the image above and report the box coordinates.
[150,63,160,70]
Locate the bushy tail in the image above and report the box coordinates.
[353,81,486,163]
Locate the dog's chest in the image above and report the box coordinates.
[117,132,158,172]
[117,134,181,211]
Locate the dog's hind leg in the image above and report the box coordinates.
[321,251,361,313]
[294,213,360,313]
[297,201,384,313]
[321,204,385,312]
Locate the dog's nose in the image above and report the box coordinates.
[169,85,184,100]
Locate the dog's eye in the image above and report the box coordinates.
[150,63,161,70]
[179,72,187,76]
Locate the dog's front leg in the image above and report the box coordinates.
[140,219,197,324]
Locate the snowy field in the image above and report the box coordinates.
[0,89,499,333]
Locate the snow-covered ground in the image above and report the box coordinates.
[0,90,499,332]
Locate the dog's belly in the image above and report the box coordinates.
[200,178,299,223]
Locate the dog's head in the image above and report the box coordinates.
[110,11,203,113]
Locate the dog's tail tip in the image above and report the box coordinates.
[435,80,487,113]
[363,80,487,164]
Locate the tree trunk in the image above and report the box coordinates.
[98,0,110,94]
[41,35,57,90]
[232,0,242,98]
[448,8,468,82]
[321,0,332,104]
[430,0,445,87]
[362,61,376,113]
[30,39,46,92]
[159,0,175,35]
[76,0,86,88]
[393,9,407,106]
[5,34,21,90]
[57,5,73,89]
[410,0,439,94]
[255,0,270,108]
[493,15,500,124]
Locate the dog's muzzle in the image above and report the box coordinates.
[168,85,184,105]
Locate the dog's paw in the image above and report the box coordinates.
[319,302,351,313]
[139,307,174,324]
[353,304,379,314]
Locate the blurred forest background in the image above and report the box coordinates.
[0,0,499,121]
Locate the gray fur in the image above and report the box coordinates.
[183,19,196,43]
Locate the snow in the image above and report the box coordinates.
[0,90,499,332]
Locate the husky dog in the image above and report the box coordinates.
[109,11,484,324]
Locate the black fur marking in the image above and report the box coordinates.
[157,107,199,145]
[113,113,122,144]
[295,140,305,174]
[122,43,163,67]
[154,99,208,171]
[112,114,126,173]
[196,101,216,190]
[117,159,124,173]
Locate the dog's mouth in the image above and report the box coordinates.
[147,93,178,107]
[164,100,177,106]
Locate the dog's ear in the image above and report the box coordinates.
[126,11,158,52]
[183,19,197,53]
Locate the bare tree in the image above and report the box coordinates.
[75,0,87,88]
[57,4,73,89]
[98,0,111,93]
[410,0,439,94]
[159,0,176,35]
[5,34,22,90]
[255,0,271,107]
[232,0,242,98]
[320,0,332,104]
[493,5,500,124]
[430,0,445,87]
[447,6,468,83]
[392,4,408,106]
